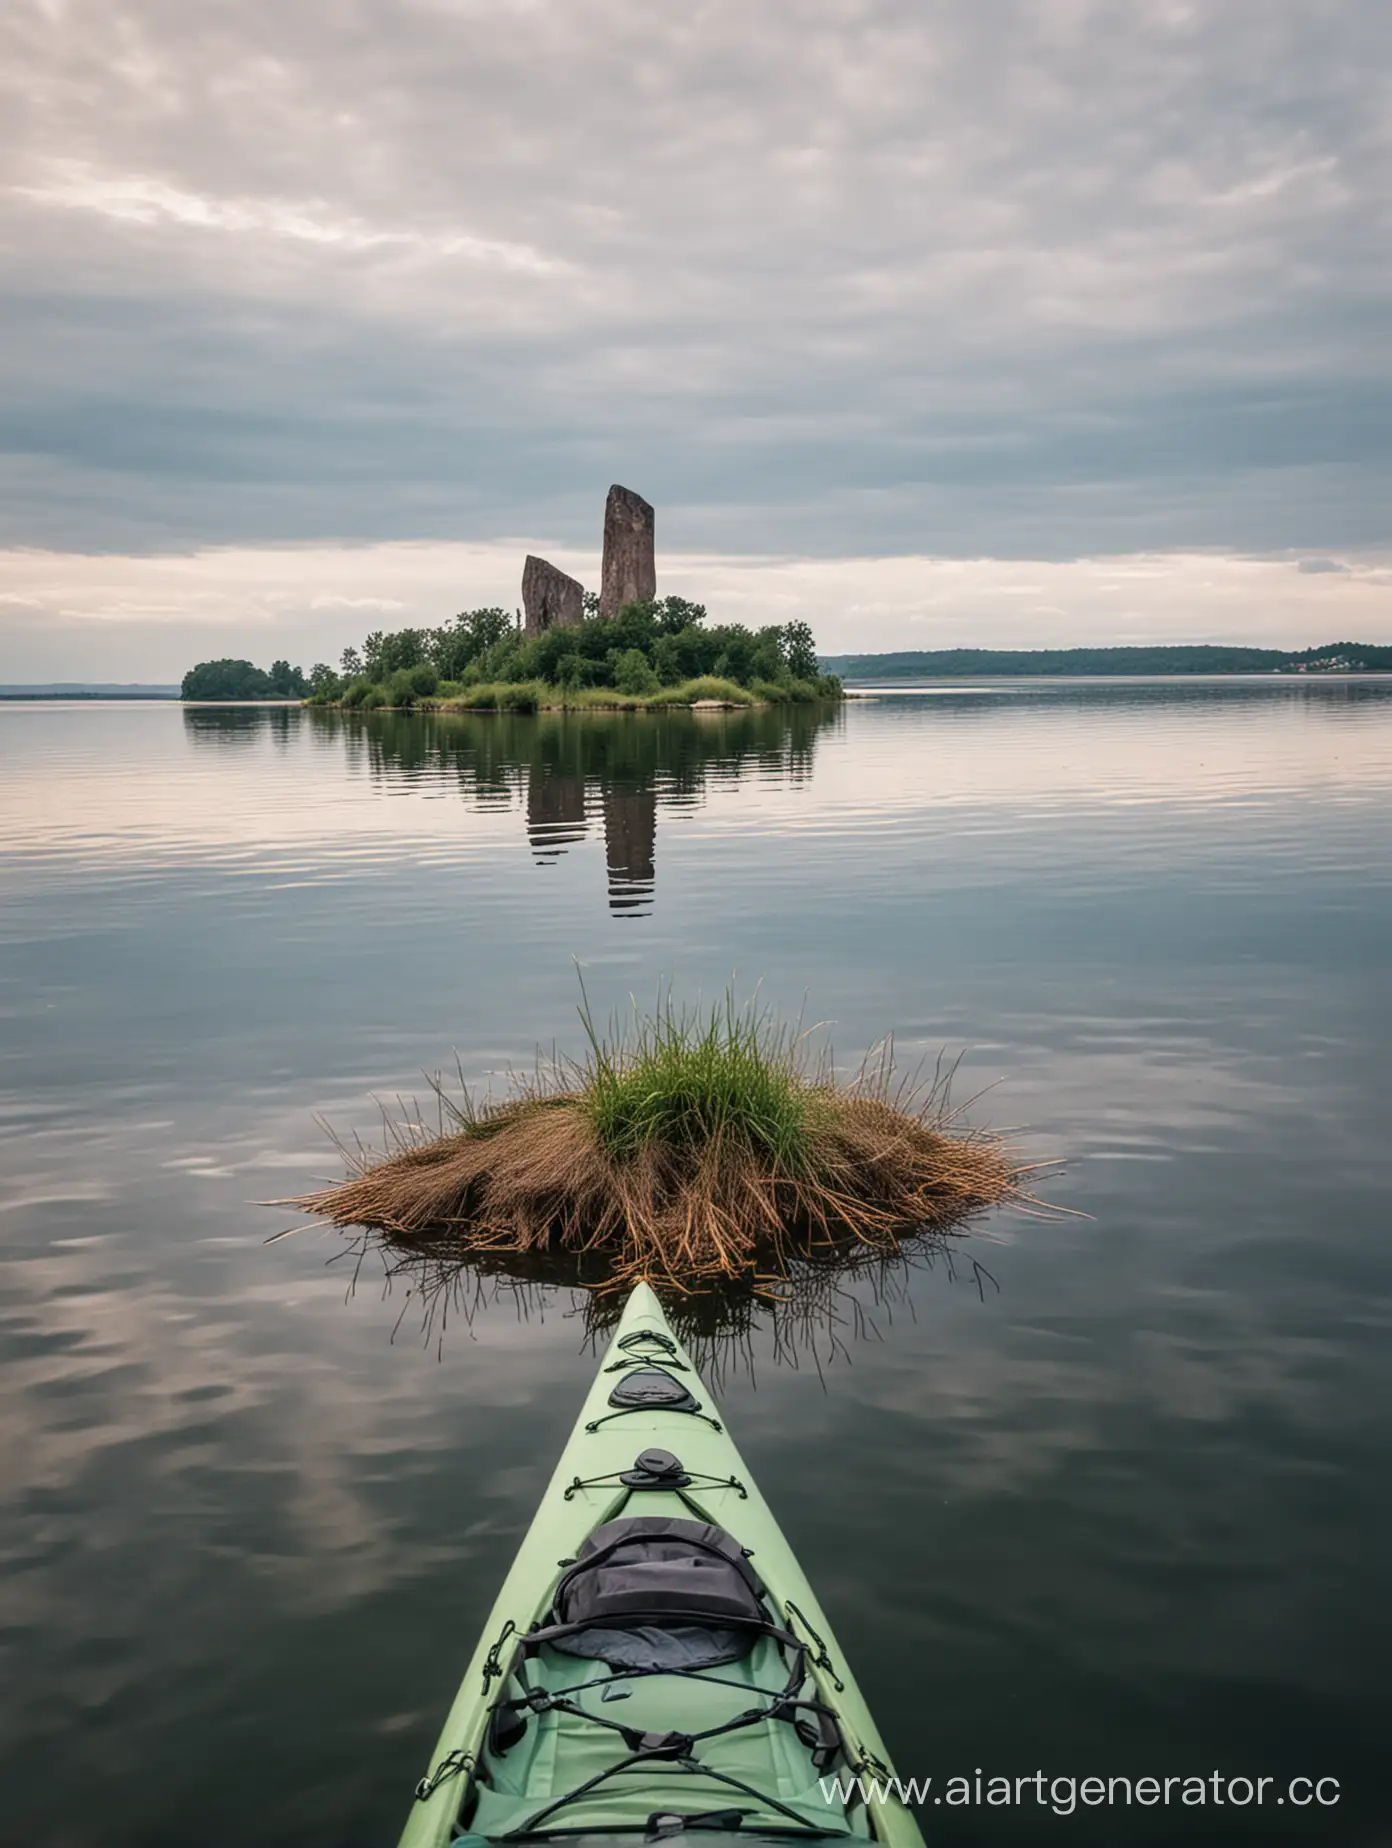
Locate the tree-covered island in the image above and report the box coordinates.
[183,599,841,712]
[180,658,311,700]
[182,483,841,711]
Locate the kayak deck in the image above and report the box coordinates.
[471,1628,857,1838]
[400,1285,924,1848]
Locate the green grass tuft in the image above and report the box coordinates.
[430,677,766,714]
[576,986,821,1170]
[433,680,547,712]
[647,676,758,708]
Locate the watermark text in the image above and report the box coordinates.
[821,1771,1340,1817]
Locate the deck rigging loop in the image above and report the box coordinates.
[586,1403,724,1435]
[605,1328,688,1372]
[413,1747,474,1803]
[646,1808,749,1837]
[480,1618,518,1691]
[563,1457,749,1502]
[782,1601,846,1692]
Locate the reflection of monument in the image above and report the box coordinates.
[525,763,654,912]
[325,701,839,918]
[525,766,588,861]
[601,787,657,914]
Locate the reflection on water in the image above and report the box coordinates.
[341,1220,990,1381]
[3,682,1391,1846]
[185,703,838,915]
[853,676,1392,711]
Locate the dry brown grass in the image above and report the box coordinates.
[284,1083,1022,1291]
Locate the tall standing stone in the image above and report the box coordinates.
[521,556,584,638]
[599,485,656,617]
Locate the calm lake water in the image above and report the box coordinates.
[2,685,1390,1846]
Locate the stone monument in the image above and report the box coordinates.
[599,484,656,617]
[521,555,584,638]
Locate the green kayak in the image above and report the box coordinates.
[399,1283,925,1848]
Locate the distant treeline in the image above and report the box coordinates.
[1,684,180,699]
[821,642,1392,679]
[181,660,308,700]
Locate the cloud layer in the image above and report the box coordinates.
[2,0,1390,667]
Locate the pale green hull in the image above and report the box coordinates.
[400,1284,924,1848]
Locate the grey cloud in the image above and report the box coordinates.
[2,0,1389,557]
[1296,557,1351,574]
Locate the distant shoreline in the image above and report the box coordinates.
[6,673,1392,709]
[844,671,1392,687]
[821,641,1392,678]
[0,688,182,701]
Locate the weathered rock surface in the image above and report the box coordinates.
[522,556,584,637]
[599,485,656,617]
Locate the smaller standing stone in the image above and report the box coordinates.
[599,485,656,617]
[522,556,584,638]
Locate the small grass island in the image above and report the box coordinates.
[283,990,1027,1295]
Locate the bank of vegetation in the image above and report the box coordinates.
[284,990,1024,1292]
[821,641,1392,679]
[182,600,841,712]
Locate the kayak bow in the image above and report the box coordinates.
[400,1283,924,1848]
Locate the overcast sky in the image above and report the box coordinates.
[3,0,1390,676]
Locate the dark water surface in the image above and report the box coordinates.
[2,686,1390,1845]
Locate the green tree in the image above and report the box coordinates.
[651,634,683,685]
[614,648,659,695]
[384,663,438,707]
[657,595,707,633]
[751,626,786,682]
[782,620,818,681]
[268,659,308,697]
[363,628,429,680]
[553,650,603,689]
[181,659,273,699]
[430,607,514,679]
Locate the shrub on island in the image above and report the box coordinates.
[297,602,841,711]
